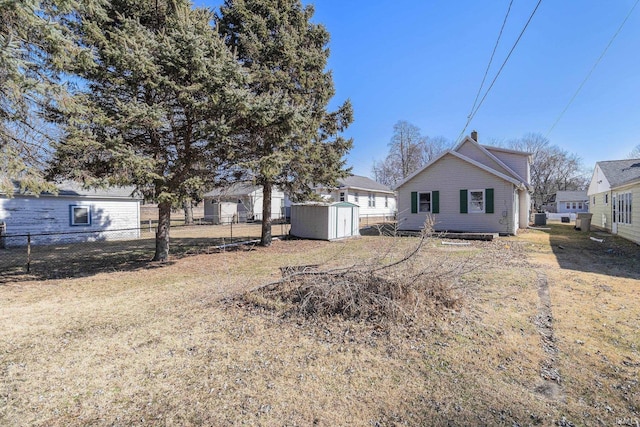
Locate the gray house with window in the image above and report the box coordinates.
[395,132,532,235]
[0,181,141,246]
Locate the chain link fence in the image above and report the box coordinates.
[0,221,290,283]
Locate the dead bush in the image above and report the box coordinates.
[245,219,479,323]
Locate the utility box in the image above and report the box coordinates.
[575,212,593,231]
[290,202,360,240]
[534,213,547,226]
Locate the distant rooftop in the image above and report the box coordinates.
[337,175,394,193]
[555,190,588,202]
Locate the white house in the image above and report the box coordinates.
[553,191,589,214]
[0,181,141,247]
[314,175,396,219]
[395,132,532,235]
[203,182,286,223]
[587,159,640,243]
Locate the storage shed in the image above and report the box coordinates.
[290,202,360,240]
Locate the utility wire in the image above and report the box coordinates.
[465,0,514,129]
[457,0,543,143]
[545,0,639,138]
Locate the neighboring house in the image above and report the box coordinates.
[203,183,286,223]
[587,159,640,244]
[395,132,532,235]
[314,175,396,218]
[0,181,141,247]
[553,191,589,214]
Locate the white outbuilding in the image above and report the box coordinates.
[290,202,360,241]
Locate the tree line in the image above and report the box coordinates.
[373,121,589,211]
[1,0,353,261]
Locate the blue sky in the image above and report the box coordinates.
[202,1,640,178]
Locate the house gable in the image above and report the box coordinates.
[454,137,527,184]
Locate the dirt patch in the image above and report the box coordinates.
[533,271,564,400]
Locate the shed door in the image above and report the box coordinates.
[336,206,352,238]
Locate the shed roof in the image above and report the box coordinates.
[597,159,640,188]
[555,190,588,202]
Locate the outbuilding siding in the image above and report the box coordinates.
[0,195,140,246]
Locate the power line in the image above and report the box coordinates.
[465,0,514,129]
[545,0,640,138]
[457,0,543,143]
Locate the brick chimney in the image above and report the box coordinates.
[471,130,478,142]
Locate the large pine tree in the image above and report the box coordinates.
[0,0,94,194]
[218,0,353,246]
[50,0,247,261]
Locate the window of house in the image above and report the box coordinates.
[578,202,583,209]
[384,196,388,208]
[593,196,596,205]
[566,202,571,210]
[418,192,431,213]
[339,192,345,202]
[368,193,375,207]
[616,192,632,224]
[70,205,91,226]
[604,194,608,204]
[572,202,577,210]
[354,192,359,203]
[469,190,485,213]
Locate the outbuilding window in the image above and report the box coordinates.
[70,205,91,226]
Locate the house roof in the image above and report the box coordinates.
[337,175,394,193]
[597,159,640,188]
[6,180,139,199]
[396,136,529,190]
[555,190,588,202]
[203,182,261,198]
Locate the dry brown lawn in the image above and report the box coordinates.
[1,223,639,426]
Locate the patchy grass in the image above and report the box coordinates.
[1,224,639,425]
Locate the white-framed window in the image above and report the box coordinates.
[418,192,431,213]
[469,189,485,213]
[354,192,359,203]
[615,192,632,224]
[70,205,91,226]
[339,192,345,202]
[572,202,577,209]
[593,196,596,205]
[565,202,571,210]
[368,193,375,207]
[578,202,583,209]
[384,196,389,208]
[604,194,608,205]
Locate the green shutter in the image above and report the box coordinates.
[411,191,418,214]
[432,191,439,214]
[460,189,468,214]
[486,188,494,214]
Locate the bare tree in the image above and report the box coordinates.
[372,121,451,188]
[628,144,640,159]
[507,133,588,210]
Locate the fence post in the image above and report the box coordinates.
[0,222,5,249]
[148,219,152,233]
[26,233,31,273]
[230,220,233,241]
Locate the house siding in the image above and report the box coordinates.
[397,154,516,234]
[0,195,140,246]
[325,190,396,218]
[487,150,530,183]
[612,184,640,244]
[456,141,514,179]
[589,191,612,231]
